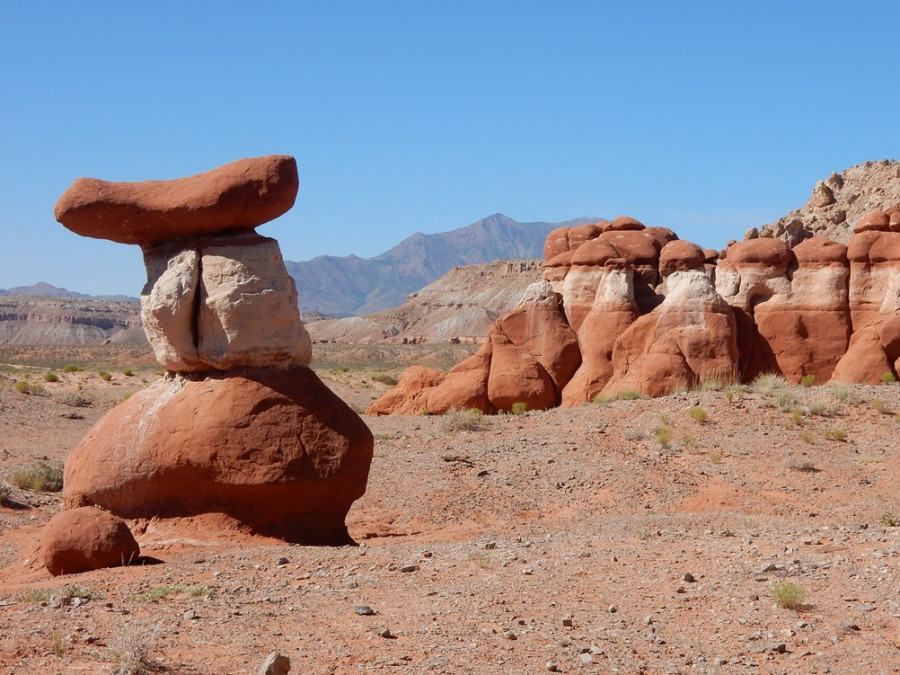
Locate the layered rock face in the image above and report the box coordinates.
[370,208,900,414]
[51,156,372,561]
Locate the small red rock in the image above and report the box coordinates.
[41,506,140,576]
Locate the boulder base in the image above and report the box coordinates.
[41,506,140,576]
[64,367,373,544]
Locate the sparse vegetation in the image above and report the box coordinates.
[800,374,816,388]
[132,584,216,603]
[14,584,101,604]
[442,407,487,432]
[752,373,789,395]
[371,373,398,386]
[880,513,899,527]
[709,451,723,465]
[655,426,673,447]
[800,430,815,444]
[771,581,806,610]
[785,456,817,472]
[681,434,699,452]
[99,371,113,381]
[689,406,708,425]
[510,401,528,415]
[9,461,64,492]
[872,397,888,414]
[108,619,157,675]
[43,371,59,383]
[58,391,92,407]
[823,428,847,442]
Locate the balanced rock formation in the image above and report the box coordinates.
[54,156,372,551]
[41,506,140,576]
[370,199,900,415]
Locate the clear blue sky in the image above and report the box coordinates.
[1,2,898,296]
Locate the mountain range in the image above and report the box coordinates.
[285,214,597,316]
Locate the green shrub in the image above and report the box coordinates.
[122,368,134,377]
[881,372,897,385]
[616,390,643,400]
[62,364,80,373]
[43,372,59,383]
[771,582,806,610]
[98,371,112,382]
[800,374,816,388]
[872,398,888,414]
[655,427,673,447]
[689,407,708,425]
[9,461,64,492]
[510,402,528,415]
[14,381,45,395]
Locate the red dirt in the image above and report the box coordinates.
[2,370,900,673]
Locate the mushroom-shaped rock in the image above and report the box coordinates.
[607,215,645,232]
[853,210,891,234]
[41,506,140,576]
[659,240,706,276]
[54,155,299,246]
[64,367,373,544]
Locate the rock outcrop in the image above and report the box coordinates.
[371,196,900,414]
[52,156,372,557]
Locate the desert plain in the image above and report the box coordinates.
[1,343,899,674]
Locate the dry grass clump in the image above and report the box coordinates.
[752,373,790,396]
[108,619,158,675]
[442,408,488,432]
[131,584,216,602]
[9,461,64,492]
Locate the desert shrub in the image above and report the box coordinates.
[122,368,134,377]
[785,456,817,472]
[57,391,92,407]
[752,373,789,395]
[800,430,815,444]
[62,364,80,373]
[616,390,643,400]
[14,381,45,395]
[371,373,398,386]
[872,397,888,414]
[108,619,157,675]
[681,434,699,451]
[654,427,673,447]
[709,451,723,465]
[800,374,816,388]
[442,407,487,432]
[510,401,528,415]
[43,372,59,383]
[0,483,10,506]
[880,512,899,527]
[689,407,708,425]
[98,371,112,382]
[132,584,215,602]
[332,366,349,374]
[881,372,897,385]
[823,428,847,442]
[776,391,796,411]
[9,461,64,492]
[14,584,100,604]
[807,399,829,416]
[771,581,806,610]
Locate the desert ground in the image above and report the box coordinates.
[1,344,900,674]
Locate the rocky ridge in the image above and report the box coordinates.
[760,159,900,245]
[307,259,544,344]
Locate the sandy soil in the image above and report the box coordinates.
[2,356,900,674]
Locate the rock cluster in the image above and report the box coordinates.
[370,209,900,414]
[46,157,372,573]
